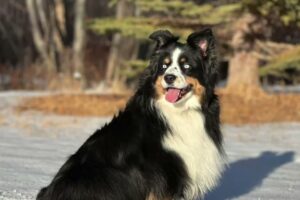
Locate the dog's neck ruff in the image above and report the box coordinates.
[156,95,224,199]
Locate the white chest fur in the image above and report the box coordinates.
[156,96,224,200]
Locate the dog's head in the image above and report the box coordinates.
[146,28,217,107]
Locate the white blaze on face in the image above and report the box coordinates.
[161,48,187,89]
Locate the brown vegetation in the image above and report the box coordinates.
[17,91,300,125]
[0,114,4,125]
[18,94,129,117]
[219,89,300,124]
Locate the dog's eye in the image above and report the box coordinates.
[162,64,168,69]
[184,64,190,69]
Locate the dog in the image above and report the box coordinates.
[37,28,224,200]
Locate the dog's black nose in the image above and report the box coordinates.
[164,74,176,84]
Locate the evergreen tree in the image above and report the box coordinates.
[89,0,240,87]
[89,0,300,88]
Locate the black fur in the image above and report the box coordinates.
[37,28,222,200]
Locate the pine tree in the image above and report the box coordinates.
[89,0,300,89]
[88,0,240,87]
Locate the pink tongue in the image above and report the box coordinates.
[165,88,181,103]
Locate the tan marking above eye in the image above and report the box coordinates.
[163,57,171,65]
[180,57,187,63]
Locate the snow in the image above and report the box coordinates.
[0,91,299,200]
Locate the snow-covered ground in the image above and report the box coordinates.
[0,91,299,200]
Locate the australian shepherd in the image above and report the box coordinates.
[37,28,225,200]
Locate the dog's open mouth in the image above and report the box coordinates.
[165,85,192,103]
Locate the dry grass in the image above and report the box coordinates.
[17,90,300,124]
[0,114,4,125]
[18,94,129,117]
[219,90,300,124]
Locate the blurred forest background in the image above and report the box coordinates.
[1,0,300,124]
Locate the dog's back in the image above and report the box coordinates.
[37,110,156,200]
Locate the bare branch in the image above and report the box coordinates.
[26,0,51,69]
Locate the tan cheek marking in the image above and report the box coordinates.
[146,193,157,200]
[155,75,165,99]
[186,77,205,102]
[146,193,171,200]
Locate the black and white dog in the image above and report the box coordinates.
[37,28,224,200]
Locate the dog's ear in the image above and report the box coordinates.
[187,28,218,87]
[149,30,179,50]
[187,28,215,58]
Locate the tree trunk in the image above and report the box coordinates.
[105,0,137,90]
[105,33,122,86]
[226,51,264,96]
[227,51,259,87]
[112,36,139,90]
[26,0,53,72]
[26,0,66,75]
[226,14,265,96]
[73,0,86,88]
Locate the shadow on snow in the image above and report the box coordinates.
[205,151,295,200]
